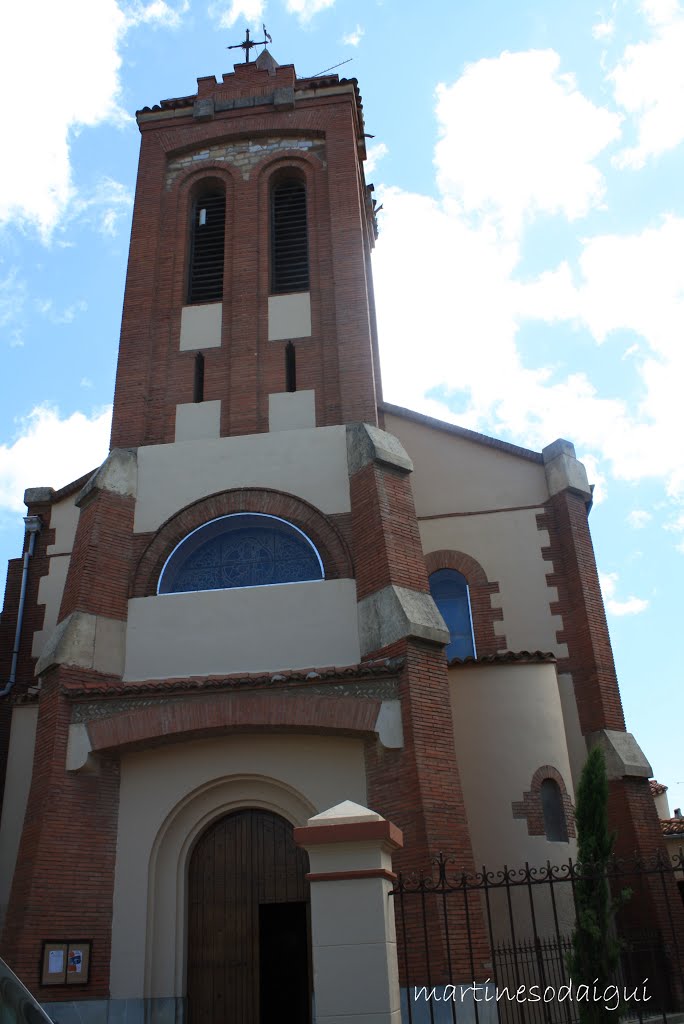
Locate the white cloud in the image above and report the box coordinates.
[342,24,364,46]
[128,0,189,26]
[599,571,649,616]
[67,177,134,238]
[592,20,615,40]
[0,405,112,514]
[0,2,185,241]
[627,510,653,528]
[365,142,388,176]
[609,1,684,168]
[434,50,622,235]
[0,269,27,348]
[208,0,264,28]
[285,0,335,23]
[36,299,88,325]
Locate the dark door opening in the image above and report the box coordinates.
[187,808,310,1024]
[259,901,310,1024]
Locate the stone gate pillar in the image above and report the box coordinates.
[294,801,403,1024]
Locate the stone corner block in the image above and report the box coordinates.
[358,585,449,657]
[587,729,653,780]
[542,438,576,463]
[24,486,55,507]
[346,423,413,477]
[76,448,138,507]
[544,450,592,501]
[273,86,295,110]
[193,97,215,120]
[35,611,125,678]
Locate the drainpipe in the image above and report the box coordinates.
[0,514,43,698]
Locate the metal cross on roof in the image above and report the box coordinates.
[227,25,272,63]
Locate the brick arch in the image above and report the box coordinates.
[131,487,354,597]
[512,765,576,840]
[86,693,382,754]
[425,549,506,656]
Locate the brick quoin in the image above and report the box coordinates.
[538,489,684,954]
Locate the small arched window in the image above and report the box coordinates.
[541,778,569,842]
[188,187,226,304]
[158,513,324,595]
[271,174,309,294]
[429,568,476,661]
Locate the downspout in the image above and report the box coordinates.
[0,514,43,698]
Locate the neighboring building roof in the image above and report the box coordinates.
[662,817,684,836]
[380,401,544,464]
[447,651,556,668]
[650,780,668,796]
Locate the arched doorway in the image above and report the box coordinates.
[186,808,311,1024]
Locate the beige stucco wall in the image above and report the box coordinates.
[31,554,70,658]
[179,302,222,350]
[0,705,38,926]
[451,662,576,867]
[110,733,367,999]
[174,400,221,442]
[268,292,312,341]
[421,510,565,655]
[268,389,316,431]
[46,495,80,555]
[383,413,565,656]
[450,662,576,936]
[124,578,359,679]
[384,412,549,516]
[134,425,350,533]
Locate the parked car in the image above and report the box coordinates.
[0,959,54,1024]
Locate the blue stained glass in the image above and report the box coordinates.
[158,514,324,595]
[429,568,476,661]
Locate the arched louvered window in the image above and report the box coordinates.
[541,778,569,842]
[158,513,324,595]
[429,568,476,661]
[188,188,226,304]
[271,175,309,294]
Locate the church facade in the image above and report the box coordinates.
[0,48,677,1024]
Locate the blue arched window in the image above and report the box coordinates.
[429,568,476,661]
[158,514,324,595]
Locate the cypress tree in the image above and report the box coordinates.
[567,747,623,1024]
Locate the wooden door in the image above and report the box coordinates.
[187,808,310,1024]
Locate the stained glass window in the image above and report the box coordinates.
[158,514,324,595]
[429,568,476,661]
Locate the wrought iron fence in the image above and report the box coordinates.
[391,849,684,1024]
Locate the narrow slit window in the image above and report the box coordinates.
[271,177,309,294]
[541,779,569,842]
[193,352,205,403]
[285,341,297,392]
[188,191,226,304]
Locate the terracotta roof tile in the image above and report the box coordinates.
[650,780,668,796]
[662,817,684,836]
[447,650,556,668]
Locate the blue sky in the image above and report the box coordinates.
[1,0,682,814]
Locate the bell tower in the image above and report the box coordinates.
[110,48,382,449]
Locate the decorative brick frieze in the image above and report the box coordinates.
[512,764,576,838]
[131,486,353,597]
[424,549,507,656]
[85,692,383,755]
[165,135,326,187]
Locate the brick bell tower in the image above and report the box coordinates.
[2,45,489,1003]
[111,47,383,449]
